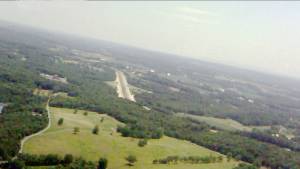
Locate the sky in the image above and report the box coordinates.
[0,1,300,78]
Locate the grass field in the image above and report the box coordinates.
[177,113,270,132]
[33,89,72,98]
[24,107,240,169]
[33,89,52,97]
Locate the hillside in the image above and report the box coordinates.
[24,107,239,169]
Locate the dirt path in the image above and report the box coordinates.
[115,71,135,102]
[18,97,51,154]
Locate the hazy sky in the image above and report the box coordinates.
[0,1,300,78]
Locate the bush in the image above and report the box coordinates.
[92,125,99,135]
[63,154,73,164]
[58,118,64,126]
[98,158,108,169]
[125,155,137,166]
[83,112,88,116]
[233,163,258,169]
[6,160,25,169]
[73,127,80,134]
[18,153,62,166]
[153,155,223,165]
[138,139,147,147]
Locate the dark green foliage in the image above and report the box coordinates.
[0,69,48,159]
[57,158,96,169]
[117,125,163,139]
[18,153,62,166]
[5,160,25,169]
[73,127,80,134]
[58,118,64,126]
[240,130,300,151]
[233,163,258,169]
[92,125,99,135]
[83,112,88,116]
[153,155,223,164]
[125,155,137,166]
[138,139,147,147]
[63,154,73,164]
[98,158,108,169]
[1,154,99,169]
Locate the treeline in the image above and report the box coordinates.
[240,130,300,152]
[234,164,258,169]
[17,153,74,166]
[152,155,223,164]
[117,125,163,139]
[1,153,108,169]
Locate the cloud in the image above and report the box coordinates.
[179,7,217,17]
[174,6,218,24]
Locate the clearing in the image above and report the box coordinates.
[23,107,240,169]
[177,113,270,132]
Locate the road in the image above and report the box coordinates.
[115,71,135,102]
[18,97,51,154]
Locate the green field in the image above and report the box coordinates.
[24,107,240,169]
[176,113,270,132]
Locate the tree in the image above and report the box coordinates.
[233,163,258,169]
[84,112,88,116]
[98,158,108,169]
[92,125,99,135]
[217,156,223,162]
[7,159,25,169]
[58,118,64,126]
[64,154,73,164]
[227,152,232,162]
[73,127,80,134]
[138,139,147,147]
[125,155,137,166]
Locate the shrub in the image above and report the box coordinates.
[63,154,73,164]
[6,159,25,169]
[125,155,137,166]
[138,139,147,147]
[92,125,99,135]
[73,127,80,134]
[58,118,64,126]
[233,163,258,169]
[98,158,108,169]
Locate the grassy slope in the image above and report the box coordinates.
[176,113,270,132]
[24,107,240,169]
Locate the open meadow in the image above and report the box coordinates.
[176,113,270,132]
[23,107,240,169]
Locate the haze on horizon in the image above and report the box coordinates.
[0,1,300,79]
